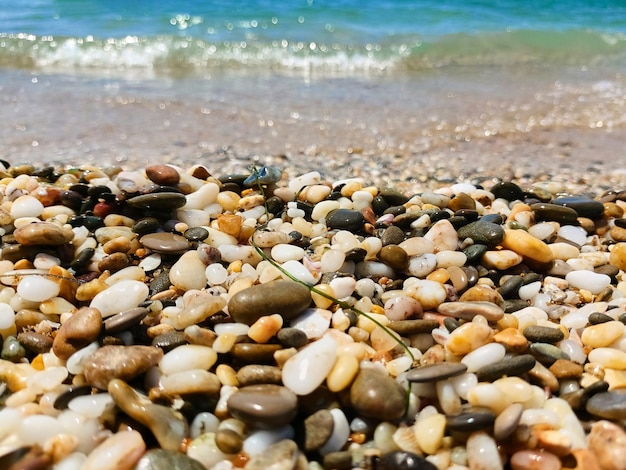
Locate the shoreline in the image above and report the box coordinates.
[1,65,625,194]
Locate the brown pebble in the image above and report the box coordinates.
[304,409,334,451]
[98,252,130,273]
[549,358,584,379]
[145,164,180,186]
[53,307,103,360]
[83,345,163,390]
[14,222,74,246]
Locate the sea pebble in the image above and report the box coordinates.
[16,274,60,302]
[89,280,149,318]
[282,335,337,395]
[228,279,312,325]
[566,270,612,294]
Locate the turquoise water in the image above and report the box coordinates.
[2,0,626,76]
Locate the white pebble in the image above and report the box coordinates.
[462,343,506,372]
[82,430,145,470]
[290,308,332,339]
[271,244,305,262]
[566,270,611,294]
[289,171,321,193]
[450,372,478,401]
[280,260,318,285]
[17,275,61,302]
[466,431,502,470]
[26,366,68,395]
[528,222,557,241]
[182,182,220,210]
[0,407,22,441]
[68,393,114,419]
[559,339,587,364]
[170,251,208,291]
[320,249,346,273]
[206,263,228,285]
[329,276,356,299]
[159,345,218,375]
[53,452,88,470]
[18,414,64,445]
[138,253,161,272]
[519,408,561,428]
[34,253,61,270]
[558,225,588,246]
[190,412,220,438]
[282,335,337,395]
[407,253,437,277]
[66,341,100,375]
[0,303,15,329]
[214,322,249,336]
[89,280,149,318]
[518,281,542,301]
[10,195,44,218]
[319,408,350,455]
[243,427,295,457]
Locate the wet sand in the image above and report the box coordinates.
[1,66,625,192]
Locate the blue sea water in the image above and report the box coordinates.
[2,0,626,77]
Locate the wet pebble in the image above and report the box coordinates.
[350,368,407,421]
[83,345,163,390]
[522,325,564,344]
[140,232,191,254]
[228,279,312,325]
[586,391,626,420]
[406,362,468,383]
[227,384,298,428]
[53,306,103,360]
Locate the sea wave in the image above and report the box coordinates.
[1,29,625,77]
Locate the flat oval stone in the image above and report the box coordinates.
[230,343,283,364]
[304,409,334,452]
[83,345,163,390]
[236,364,283,386]
[494,402,524,441]
[227,384,298,428]
[228,280,312,325]
[552,196,605,219]
[140,232,191,254]
[14,222,74,246]
[104,307,149,333]
[586,391,626,420]
[350,369,407,421]
[437,301,504,322]
[326,208,366,231]
[134,449,205,470]
[126,192,186,211]
[475,354,536,382]
[406,362,468,383]
[388,319,439,335]
[523,325,564,344]
[531,202,579,225]
[145,165,180,186]
[446,411,496,432]
[457,221,505,247]
[530,342,570,366]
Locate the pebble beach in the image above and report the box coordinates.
[0,156,624,470]
[3,1,626,469]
